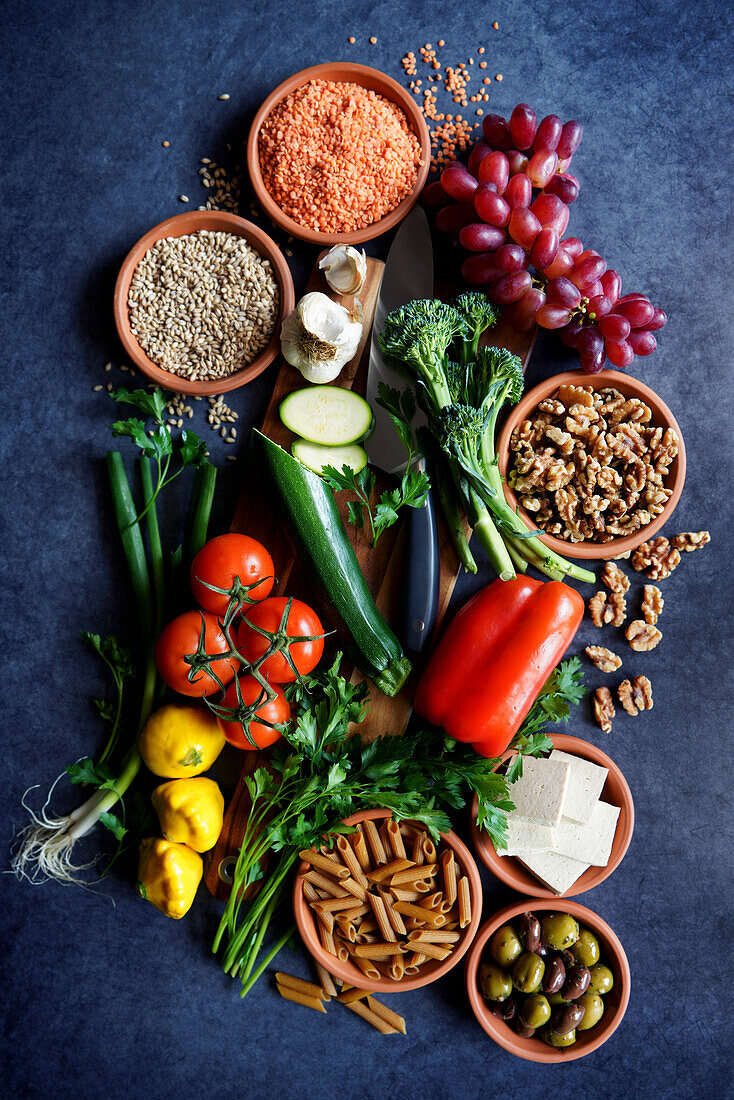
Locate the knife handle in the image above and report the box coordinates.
[402,459,440,653]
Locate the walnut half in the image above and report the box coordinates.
[618,675,653,716]
[671,531,710,552]
[631,536,681,580]
[625,619,663,651]
[593,687,615,733]
[585,645,622,673]
[588,590,627,628]
[602,561,630,594]
[641,585,664,625]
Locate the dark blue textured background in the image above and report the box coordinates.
[2,2,732,1097]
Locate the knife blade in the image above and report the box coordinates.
[365,206,439,653]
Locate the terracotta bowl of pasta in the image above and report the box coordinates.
[293,808,482,992]
[466,899,631,1062]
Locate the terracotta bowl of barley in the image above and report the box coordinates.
[497,370,686,560]
[113,210,295,396]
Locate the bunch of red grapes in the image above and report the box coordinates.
[424,104,666,373]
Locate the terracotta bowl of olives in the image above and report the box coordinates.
[465,900,630,1063]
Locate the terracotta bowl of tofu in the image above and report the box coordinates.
[470,734,634,898]
[293,808,483,992]
[466,898,631,1062]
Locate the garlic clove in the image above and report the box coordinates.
[319,245,367,296]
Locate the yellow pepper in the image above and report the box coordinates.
[136,837,203,919]
[151,777,225,853]
[139,704,226,778]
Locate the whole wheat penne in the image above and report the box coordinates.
[314,907,334,934]
[421,836,438,863]
[312,896,365,913]
[299,849,351,878]
[388,957,405,981]
[319,845,345,867]
[302,880,321,904]
[366,858,413,884]
[405,939,451,961]
[351,826,371,872]
[391,864,438,887]
[353,942,406,958]
[403,917,426,932]
[276,983,326,1012]
[340,876,367,901]
[407,930,461,943]
[335,834,369,886]
[417,891,443,910]
[411,833,425,865]
[386,820,406,859]
[442,920,459,931]
[389,887,423,903]
[355,932,378,944]
[367,996,407,1035]
[413,880,431,894]
[363,819,388,865]
[392,901,446,925]
[367,892,397,941]
[350,954,380,981]
[403,964,420,975]
[344,999,398,1034]
[314,961,337,1000]
[356,917,378,934]
[407,951,427,968]
[458,875,472,928]
[275,972,325,999]
[302,870,349,898]
[337,987,370,1004]
[378,887,407,936]
[333,934,350,962]
[319,923,337,956]
[379,820,392,855]
[439,899,453,914]
[441,849,458,905]
[335,916,357,942]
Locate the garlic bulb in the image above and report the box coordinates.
[319,245,367,295]
[280,292,363,384]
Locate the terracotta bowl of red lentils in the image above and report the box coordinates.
[247,63,431,245]
[113,210,295,396]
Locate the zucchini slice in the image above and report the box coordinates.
[292,440,368,476]
[279,386,373,446]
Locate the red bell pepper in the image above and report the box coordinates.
[414,576,584,757]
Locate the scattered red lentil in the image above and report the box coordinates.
[369,36,377,44]
[493,21,499,29]
[258,80,422,233]
[348,36,355,44]
[478,46,485,54]
[438,39,445,47]
[162,140,170,147]
[479,60,487,68]
[495,73,503,81]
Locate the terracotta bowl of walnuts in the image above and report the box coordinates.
[497,370,686,560]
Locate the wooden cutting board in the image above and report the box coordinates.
[204,254,536,900]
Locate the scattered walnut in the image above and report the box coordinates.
[613,550,631,560]
[631,536,681,580]
[617,675,653,716]
[585,645,622,673]
[625,619,662,651]
[607,593,627,626]
[671,531,710,552]
[641,585,663,625]
[602,561,630,594]
[588,591,626,627]
[593,687,615,733]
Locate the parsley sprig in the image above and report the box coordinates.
[321,383,430,545]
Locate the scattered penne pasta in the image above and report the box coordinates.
[344,999,399,1034]
[276,982,326,1013]
[314,961,337,999]
[458,875,472,929]
[275,972,326,999]
[367,996,407,1034]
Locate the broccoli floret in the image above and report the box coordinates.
[451,292,500,363]
[379,299,463,409]
[445,359,469,404]
[433,403,485,460]
[475,345,524,405]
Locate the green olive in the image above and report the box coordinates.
[541,913,580,951]
[490,924,523,968]
[576,992,605,1030]
[588,963,614,996]
[479,962,513,1002]
[519,993,551,1030]
[548,991,570,1006]
[512,951,545,993]
[572,928,600,968]
[541,1026,577,1048]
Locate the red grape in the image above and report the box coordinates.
[509,103,538,150]
[546,277,582,308]
[561,320,584,348]
[604,339,634,369]
[537,304,572,329]
[577,248,603,264]
[557,120,583,159]
[461,253,505,285]
[617,298,654,327]
[478,151,510,194]
[531,192,564,226]
[513,287,547,331]
[474,186,511,227]
[599,269,621,304]
[441,164,478,202]
[598,314,631,341]
[495,243,528,272]
[570,256,607,289]
[488,271,533,304]
[584,280,604,300]
[459,222,505,251]
[628,331,657,355]
[534,114,562,152]
[527,150,559,188]
[577,327,605,361]
[422,181,447,207]
[435,203,476,234]
[530,227,560,269]
[468,140,492,178]
[508,207,542,248]
[482,114,513,150]
[617,292,648,304]
[544,173,580,204]
[506,150,530,175]
[505,173,532,210]
[586,294,613,318]
[561,236,584,259]
[644,308,667,331]
[580,350,606,374]
[543,248,574,278]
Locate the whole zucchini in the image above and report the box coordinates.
[251,430,411,697]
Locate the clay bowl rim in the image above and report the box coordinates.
[292,807,483,992]
[496,369,686,560]
[469,733,634,899]
[246,62,431,245]
[113,210,295,396]
[465,897,631,1063]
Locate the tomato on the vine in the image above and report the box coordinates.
[216,676,290,750]
[155,610,238,698]
[190,534,275,617]
[236,596,324,683]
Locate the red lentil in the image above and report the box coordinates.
[258,80,422,233]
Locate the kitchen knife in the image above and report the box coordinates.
[365,206,439,653]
